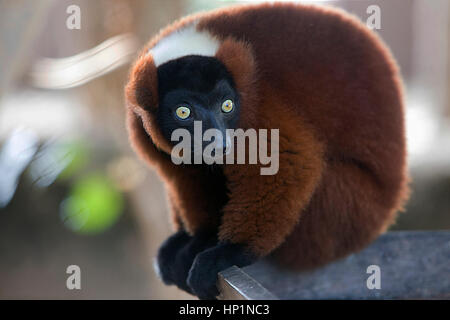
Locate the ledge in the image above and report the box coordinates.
[218,231,450,299]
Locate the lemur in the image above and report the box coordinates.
[125,3,409,299]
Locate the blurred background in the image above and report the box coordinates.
[0,0,449,299]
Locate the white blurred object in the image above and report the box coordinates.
[406,90,450,175]
[406,92,438,158]
[0,90,90,140]
[29,33,139,89]
[0,128,38,207]
[29,142,74,188]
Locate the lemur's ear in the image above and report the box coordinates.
[125,52,158,113]
[215,37,259,128]
[125,52,174,153]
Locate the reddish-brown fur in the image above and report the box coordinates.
[125,3,409,270]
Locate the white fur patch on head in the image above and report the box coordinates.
[149,23,220,67]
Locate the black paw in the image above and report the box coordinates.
[156,230,217,294]
[187,242,257,300]
[155,230,191,286]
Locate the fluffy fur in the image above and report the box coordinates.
[149,23,220,67]
[125,3,409,298]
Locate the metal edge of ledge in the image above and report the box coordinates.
[217,265,279,300]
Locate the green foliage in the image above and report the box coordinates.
[61,173,124,234]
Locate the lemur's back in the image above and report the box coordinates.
[199,3,408,268]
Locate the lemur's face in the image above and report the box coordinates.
[156,55,240,155]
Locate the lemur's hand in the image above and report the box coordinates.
[187,242,257,300]
[155,230,217,294]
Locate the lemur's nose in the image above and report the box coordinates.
[206,115,230,152]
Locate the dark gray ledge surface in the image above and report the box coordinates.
[218,231,450,300]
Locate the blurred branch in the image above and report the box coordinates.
[29,33,139,89]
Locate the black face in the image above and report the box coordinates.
[156,55,240,155]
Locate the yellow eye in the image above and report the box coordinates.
[221,99,233,113]
[175,106,191,120]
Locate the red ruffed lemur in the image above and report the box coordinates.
[125,3,409,299]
